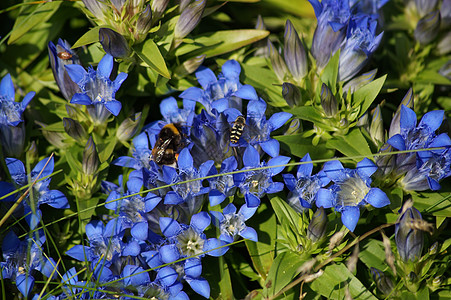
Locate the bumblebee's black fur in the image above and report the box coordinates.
[152,123,183,165]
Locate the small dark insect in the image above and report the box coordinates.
[230,115,246,144]
[57,51,73,60]
[151,123,184,165]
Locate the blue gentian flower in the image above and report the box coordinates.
[48,39,81,101]
[207,156,238,206]
[1,230,57,298]
[338,14,383,82]
[225,99,292,157]
[283,153,330,212]
[316,158,390,231]
[65,54,127,123]
[234,145,290,208]
[309,0,351,69]
[179,60,245,114]
[2,157,69,229]
[113,132,153,170]
[350,0,389,18]
[210,203,258,243]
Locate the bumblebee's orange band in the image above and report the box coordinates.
[163,123,180,135]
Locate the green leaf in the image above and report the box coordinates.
[204,256,234,300]
[326,128,373,159]
[412,187,451,218]
[359,239,387,271]
[8,2,61,44]
[175,29,269,58]
[263,251,307,297]
[353,75,387,118]
[72,27,102,48]
[270,196,300,232]
[309,263,378,299]
[245,201,277,283]
[320,51,340,93]
[275,134,335,160]
[134,39,171,79]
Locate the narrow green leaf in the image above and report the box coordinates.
[320,51,340,93]
[359,239,387,271]
[326,128,372,159]
[413,188,451,218]
[8,2,61,44]
[72,27,102,48]
[353,75,387,118]
[175,29,269,58]
[275,134,335,159]
[134,39,171,79]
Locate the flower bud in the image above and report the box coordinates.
[284,118,302,135]
[439,60,451,80]
[174,55,206,78]
[137,4,152,37]
[388,88,414,138]
[369,105,384,145]
[437,32,451,55]
[343,69,377,95]
[179,0,191,12]
[267,39,288,82]
[48,39,81,102]
[414,0,438,18]
[371,267,394,296]
[395,207,424,262]
[82,136,100,175]
[414,10,440,45]
[174,0,206,40]
[82,0,107,20]
[116,112,142,142]
[63,117,87,142]
[375,143,395,176]
[66,105,78,119]
[428,242,438,255]
[284,20,308,82]
[0,123,25,157]
[320,83,338,117]
[282,82,301,107]
[26,141,39,165]
[151,0,170,24]
[307,207,328,242]
[441,0,451,29]
[99,28,130,58]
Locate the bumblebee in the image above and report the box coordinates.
[230,115,246,144]
[151,123,184,165]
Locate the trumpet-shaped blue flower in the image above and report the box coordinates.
[309,0,351,68]
[338,14,383,82]
[210,203,258,243]
[65,54,127,123]
[0,74,35,127]
[207,156,238,206]
[316,158,390,231]
[2,157,69,229]
[1,230,56,298]
[283,153,330,212]
[234,145,290,208]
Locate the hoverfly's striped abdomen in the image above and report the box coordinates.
[230,115,246,144]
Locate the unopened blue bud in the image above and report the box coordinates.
[414,0,438,18]
[116,112,142,142]
[137,4,152,37]
[414,10,440,45]
[63,117,87,142]
[82,0,108,20]
[375,143,395,176]
[370,105,383,145]
[174,55,206,78]
[99,28,130,58]
[282,82,302,107]
[267,39,288,82]
[82,136,100,175]
[320,83,338,117]
[174,0,206,40]
[441,0,451,29]
[151,0,170,24]
[307,207,328,242]
[343,69,378,96]
[439,60,451,80]
[371,267,394,296]
[0,123,25,157]
[395,207,424,262]
[389,88,414,138]
[284,20,308,82]
[437,32,451,55]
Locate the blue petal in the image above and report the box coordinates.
[211,98,229,112]
[160,97,178,119]
[245,193,261,208]
[297,153,313,177]
[25,210,42,230]
[221,156,238,172]
[233,85,258,101]
[187,278,210,298]
[283,173,296,191]
[210,211,224,226]
[341,206,360,232]
[203,238,229,256]
[141,250,162,269]
[33,156,54,180]
[21,91,35,109]
[16,274,34,297]
[131,222,148,240]
[419,110,444,132]
[144,193,162,212]
[2,231,20,253]
[268,112,292,130]
[112,156,140,169]
[163,165,178,184]
[177,148,193,173]
[159,217,182,238]
[5,158,26,186]
[308,0,322,18]
[199,160,215,178]
[387,134,406,150]
[238,204,258,220]
[164,191,184,205]
[157,266,178,287]
[268,155,290,176]
[221,59,241,81]
[365,188,390,208]
[0,74,15,101]
[427,177,441,191]
[122,265,150,287]
[66,245,91,261]
[316,188,335,208]
[243,145,260,168]
[184,258,202,278]
[400,105,417,131]
[260,139,280,157]
[86,220,104,239]
[209,190,226,206]
[0,182,16,202]
[356,158,377,179]
[247,100,266,120]
[65,64,87,84]
[133,132,149,148]
[104,100,122,116]
[41,189,69,209]
[191,212,211,232]
[223,203,237,215]
[266,182,285,194]
[70,93,92,105]
[113,72,128,90]
[195,66,217,89]
[123,240,141,256]
[127,170,144,192]
[180,87,204,101]
[322,160,346,182]
[98,54,114,78]
[159,244,180,264]
[240,227,258,242]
